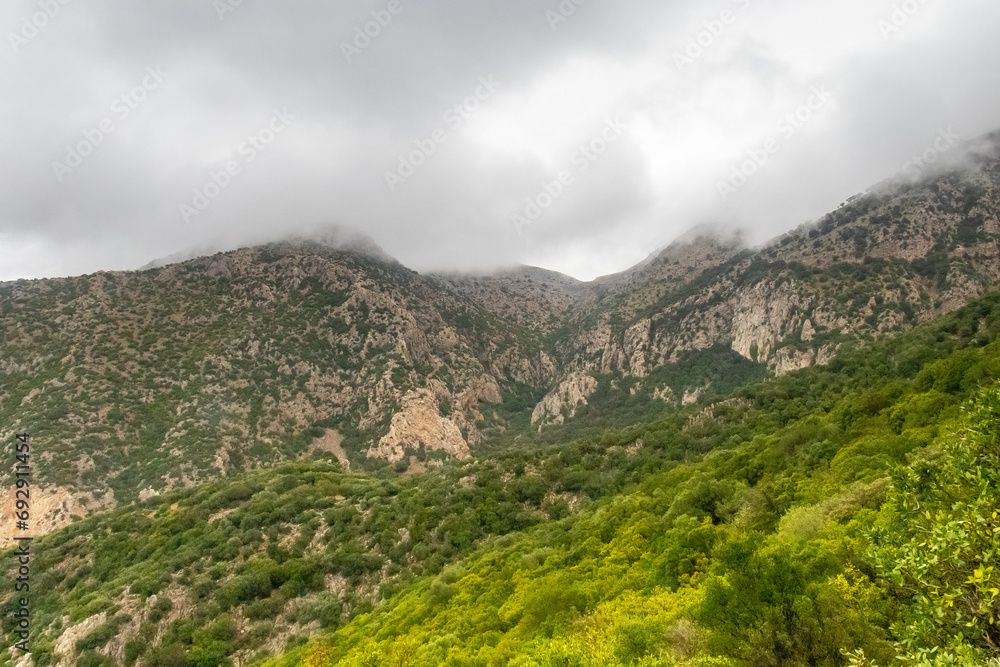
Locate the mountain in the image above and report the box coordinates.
[0,239,556,530]
[5,131,1000,667]
[3,134,1000,534]
[550,134,1000,379]
[10,259,1000,667]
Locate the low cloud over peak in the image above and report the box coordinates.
[1,0,999,281]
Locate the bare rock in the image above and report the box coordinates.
[531,372,599,426]
[367,390,470,463]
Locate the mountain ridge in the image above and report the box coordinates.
[6,132,1000,667]
[2,131,1000,536]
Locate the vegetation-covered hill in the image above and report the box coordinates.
[0,240,556,511]
[6,134,1000,667]
[3,134,1000,523]
[7,280,1000,666]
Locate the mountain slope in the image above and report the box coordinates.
[3,133,1000,548]
[547,133,1000,381]
[0,240,554,515]
[10,280,1000,667]
[433,266,588,337]
[266,289,1000,667]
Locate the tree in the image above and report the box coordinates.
[872,387,1000,665]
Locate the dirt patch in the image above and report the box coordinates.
[209,507,237,523]
[305,429,351,470]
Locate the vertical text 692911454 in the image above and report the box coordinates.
[10,433,32,655]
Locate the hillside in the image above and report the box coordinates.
[3,135,1000,541]
[5,132,1000,667]
[433,266,589,336]
[7,279,1000,667]
[0,240,554,516]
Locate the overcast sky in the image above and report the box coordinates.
[1,0,999,282]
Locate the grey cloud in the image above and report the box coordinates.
[1,0,999,281]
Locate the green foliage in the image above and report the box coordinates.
[871,389,1000,665]
[260,292,1000,667]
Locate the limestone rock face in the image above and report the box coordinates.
[683,383,709,405]
[772,347,815,375]
[55,612,107,667]
[801,319,815,342]
[730,281,808,363]
[450,376,504,446]
[772,343,840,376]
[652,385,675,402]
[457,376,502,407]
[531,372,599,427]
[368,390,470,463]
[602,319,653,376]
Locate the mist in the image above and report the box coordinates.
[1,0,999,281]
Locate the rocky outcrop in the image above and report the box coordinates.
[367,389,470,464]
[652,385,675,402]
[602,319,653,376]
[54,612,108,667]
[683,383,710,405]
[801,319,815,342]
[730,281,810,363]
[531,372,599,427]
[449,376,503,446]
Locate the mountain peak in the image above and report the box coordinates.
[274,226,394,262]
[140,225,391,271]
[595,224,747,289]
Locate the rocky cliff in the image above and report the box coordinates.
[546,133,1000,391]
[4,133,1000,529]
